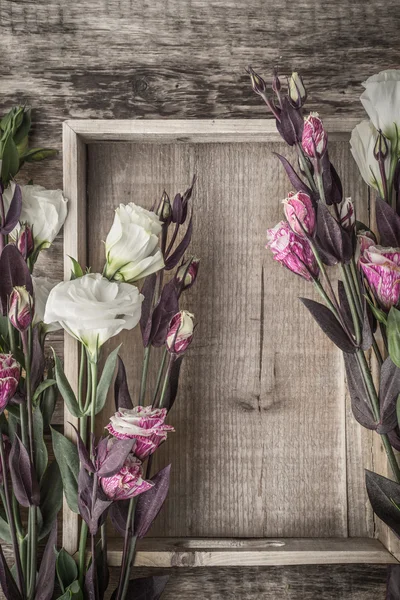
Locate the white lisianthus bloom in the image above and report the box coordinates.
[350,120,390,195]
[44,273,143,361]
[3,184,68,251]
[360,70,400,143]
[104,203,165,283]
[32,276,62,333]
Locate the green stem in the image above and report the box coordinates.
[78,522,88,588]
[313,279,339,318]
[120,535,138,600]
[0,434,25,597]
[78,348,85,412]
[158,354,174,409]
[152,348,168,407]
[296,143,318,193]
[139,346,151,405]
[117,499,136,600]
[89,360,98,454]
[340,265,361,345]
[316,172,326,204]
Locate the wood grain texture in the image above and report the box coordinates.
[2,0,400,594]
[84,136,375,546]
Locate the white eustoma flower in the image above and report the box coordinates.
[104,203,164,283]
[44,273,143,361]
[3,184,68,251]
[350,120,390,195]
[360,70,400,142]
[32,276,61,333]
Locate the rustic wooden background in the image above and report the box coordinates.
[1,0,400,597]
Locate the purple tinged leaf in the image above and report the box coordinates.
[328,163,343,205]
[273,153,314,197]
[149,280,179,347]
[315,203,352,265]
[343,353,377,430]
[275,98,303,146]
[337,281,354,336]
[1,184,22,235]
[78,468,92,529]
[172,194,183,224]
[135,465,171,539]
[300,298,356,354]
[91,496,112,534]
[109,500,131,537]
[140,274,157,348]
[110,576,169,600]
[165,218,193,271]
[96,438,133,478]
[0,545,23,600]
[386,565,400,600]
[85,560,96,600]
[70,424,95,472]
[377,358,400,434]
[35,521,57,600]
[114,357,133,411]
[388,428,400,451]
[162,356,184,413]
[9,435,40,507]
[0,245,33,316]
[366,470,400,537]
[360,303,373,352]
[375,197,400,247]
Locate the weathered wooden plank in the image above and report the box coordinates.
[85,138,370,543]
[104,537,396,567]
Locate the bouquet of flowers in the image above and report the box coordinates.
[248,67,400,594]
[0,106,198,600]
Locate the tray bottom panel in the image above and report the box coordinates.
[101,537,397,567]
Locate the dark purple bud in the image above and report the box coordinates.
[373,129,389,162]
[246,65,267,96]
[16,223,34,260]
[156,191,172,223]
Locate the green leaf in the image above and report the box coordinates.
[0,514,11,543]
[21,147,58,163]
[92,344,121,416]
[33,379,56,404]
[69,256,84,280]
[388,307,400,369]
[365,296,388,326]
[53,350,83,418]
[51,427,79,514]
[1,133,20,182]
[56,549,78,593]
[33,406,48,481]
[39,461,63,540]
[0,108,15,132]
[41,366,58,430]
[13,108,31,146]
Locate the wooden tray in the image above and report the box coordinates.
[62,119,399,567]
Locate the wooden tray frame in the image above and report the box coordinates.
[62,118,398,567]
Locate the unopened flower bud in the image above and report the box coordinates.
[266,221,319,281]
[166,310,194,355]
[156,191,172,223]
[246,66,267,96]
[16,223,34,260]
[9,286,34,332]
[302,112,328,159]
[339,197,355,231]
[282,191,316,237]
[373,130,389,162]
[0,354,19,413]
[176,257,200,291]
[288,72,307,109]
[272,68,281,94]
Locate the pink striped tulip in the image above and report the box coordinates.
[282,191,316,237]
[302,112,327,159]
[266,221,319,281]
[106,406,174,460]
[359,245,400,309]
[100,453,153,501]
[0,354,19,413]
[166,310,194,355]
